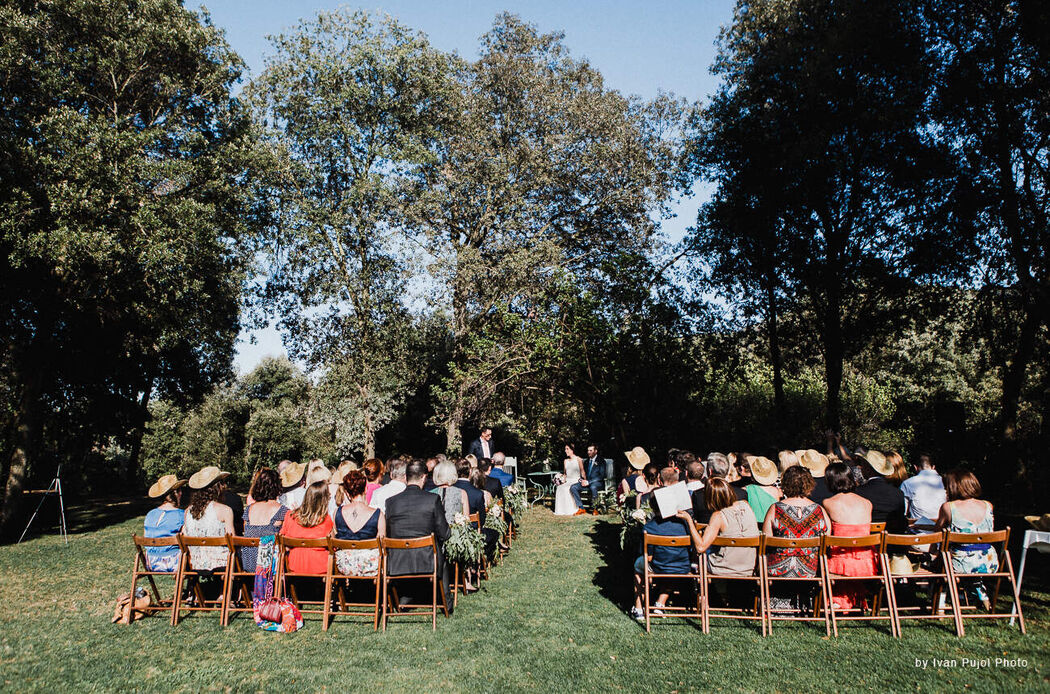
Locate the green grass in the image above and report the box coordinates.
[1,507,1047,693]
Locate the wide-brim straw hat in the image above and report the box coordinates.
[800,449,830,477]
[864,450,894,477]
[148,474,186,498]
[625,446,650,470]
[778,450,800,472]
[280,461,306,488]
[188,465,230,489]
[747,456,779,486]
[1025,514,1050,532]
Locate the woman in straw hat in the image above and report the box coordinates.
[183,466,236,571]
[744,456,783,523]
[618,446,650,504]
[143,475,186,572]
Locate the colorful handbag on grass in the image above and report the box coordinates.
[252,535,303,633]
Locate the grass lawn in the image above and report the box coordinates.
[0,505,1046,693]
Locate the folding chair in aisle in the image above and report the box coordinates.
[882,531,962,637]
[762,535,830,636]
[127,534,183,624]
[641,532,701,633]
[701,535,766,636]
[944,528,1025,635]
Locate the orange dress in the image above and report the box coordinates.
[280,511,333,574]
[827,521,877,610]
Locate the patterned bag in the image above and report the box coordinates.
[252,535,303,633]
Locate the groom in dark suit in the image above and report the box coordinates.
[384,460,452,610]
[570,444,606,514]
[467,426,495,461]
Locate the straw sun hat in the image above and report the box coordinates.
[280,461,307,488]
[148,474,186,499]
[863,449,894,477]
[625,446,650,470]
[799,449,830,477]
[746,456,779,486]
[188,465,230,489]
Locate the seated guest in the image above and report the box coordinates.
[240,468,288,572]
[334,470,385,577]
[678,478,760,577]
[673,449,698,483]
[479,458,505,503]
[280,481,334,575]
[330,459,355,507]
[855,450,908,533]
[885,450,908,486]
[799,450,832,505]
[634,462,661,510]
[763,466,829,611]
[778,450,800,474]
[423,457,439,491]
[369,458,408,513]
[384,460,452,610]
[730,453,754,489]
[183,466,236,571]
[899,452,945,527]
[489,452,514,488]
[685,461,705,496]
[143,475,186,572]
[822,462,876,610]
[453,458,488,523]
[278,462,307,510]
[934,469,997,610]
[628,467,693,621]
[429,461,470,525]
[362,458,384,504]
[470,467,500,558]
[619,447,649,503]
[465,453,479,470]
[744,456,783,523]
[694,453,745,523]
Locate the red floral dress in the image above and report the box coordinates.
[768,502,828,577]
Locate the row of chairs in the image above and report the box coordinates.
[642,524,1026,637]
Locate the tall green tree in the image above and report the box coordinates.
[408,14,688,451]
[247,10,454,458]
[0,0,263,532]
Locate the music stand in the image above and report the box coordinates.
[18,463,68,545]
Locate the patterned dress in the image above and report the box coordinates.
[240,503,288,572]
[768,502,828,612]
[948,501,998,602]
[182,502,228,571]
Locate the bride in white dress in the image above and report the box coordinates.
[554,445,583,516]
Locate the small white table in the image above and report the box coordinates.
[1011,529,1050,625]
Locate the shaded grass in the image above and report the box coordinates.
[0,507,1046,692]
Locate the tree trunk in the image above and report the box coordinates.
[999,303,1040,445]
[823,265,844,431]
[0,370,43,537]
[764,276,785,421]
[124,379,154,487]
[361,385,376,459]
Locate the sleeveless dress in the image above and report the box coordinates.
[706,503,759,576]
[280,511,334,575]
[553,458,582,515]
[182,502,228,571]
[768,502,827,577]
[143,507,184,572]
[240,503,288,572]
[948,501,997,602]
[827,521,877,610]
[746,485,778,524]
[334,507,381,576]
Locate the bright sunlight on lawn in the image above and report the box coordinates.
[1,507,1046,693]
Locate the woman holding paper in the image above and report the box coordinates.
[677,478,759,576]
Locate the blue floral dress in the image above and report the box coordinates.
[949,501,998,602]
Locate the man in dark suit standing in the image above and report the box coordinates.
[467,426,495,461]
[570,443,606,514]
[384,460,451,610]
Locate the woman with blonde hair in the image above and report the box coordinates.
[280,481,334,575]
[885,450,908,486]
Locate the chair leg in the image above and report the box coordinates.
[171,569,185,627]
[322,573,333,632]
[644,567,651,633]
[381,576,388,632]
[1004,553,1026,635]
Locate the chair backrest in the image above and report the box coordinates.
[468,512,480,529]
[329,537,380,551]
[279,536,328,550]
[946,528,1010,547]
[643,532,692,548]
[884,531,944,548]
[824,533,882,549]
[710,534,763,548]
[226,536,260,549]
[870,522,886,533]
[177,533,230,548]
[764,534,822,550]
[133,533,179,548]
[381,534,436,551]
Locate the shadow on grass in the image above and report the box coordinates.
[586,518,634,611]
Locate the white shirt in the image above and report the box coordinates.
[899,469,946,522]
[481,439,491,458]
[686,480,704,493]
[278,486,306,511]
[369,480,406,513]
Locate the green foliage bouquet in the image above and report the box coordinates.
[444,514,485,564]
[619,495,650,551]
[503,486,528,518]
[483,500,509,536]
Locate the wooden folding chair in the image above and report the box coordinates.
[221,536,259,626]
[701,534,766,635]
[172,534,232,626]
[882,531,961,637]
[641,533,701,632]
[327,538,382,631]
[820,533,897,637]
[277,536,332,622]
[870,522,886,533]
[944,528,1025,635]
[762,535,830,636]
[128,534,183,624]
[469,512,490,581]
[380,535,448,631]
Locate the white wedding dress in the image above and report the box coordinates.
[553,458,582,515]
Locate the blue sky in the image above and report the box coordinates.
[200,0,735,371]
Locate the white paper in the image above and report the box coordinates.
[652,481,692,519]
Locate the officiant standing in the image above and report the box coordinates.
[467,426,496,461]
[570,444,606,515]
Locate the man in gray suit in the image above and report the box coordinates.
[384,459,452,610]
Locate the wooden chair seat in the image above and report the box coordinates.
[277,536,331,620]
[762,534,830,636]
[327,538,382,631]
[172,533,232,626]
[820,533,897,637]
[128,534,183,624]
[641,533,701,632]
[882,531,961,636]
[381,535,449,631]
[701,534,766,636]
[221,536,259,626]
